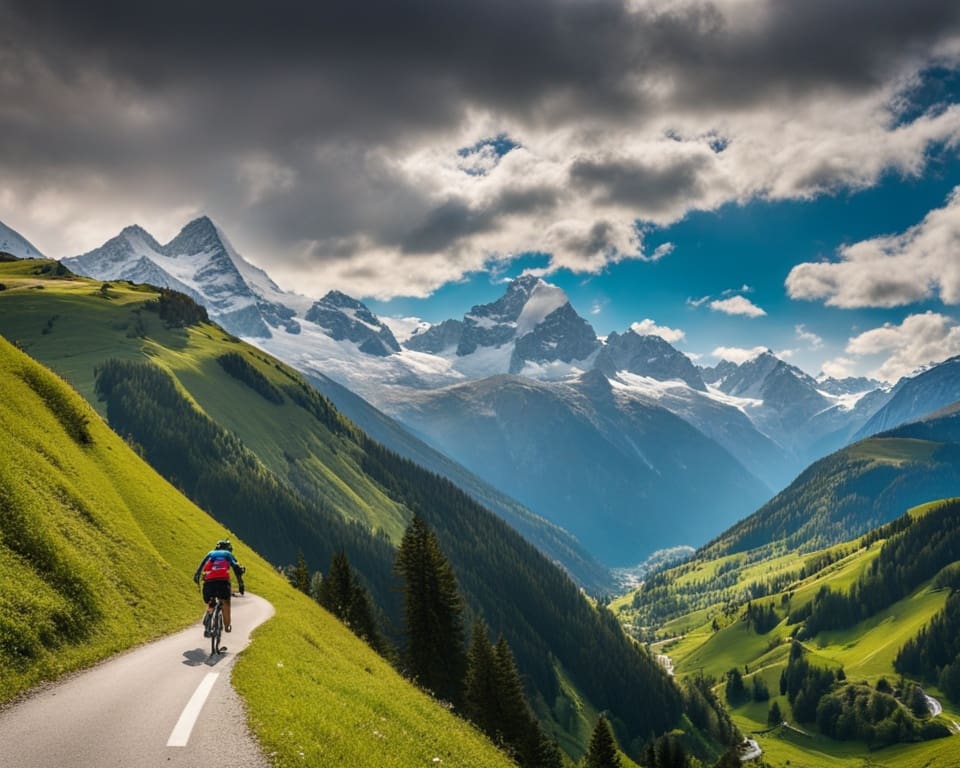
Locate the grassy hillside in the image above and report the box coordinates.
[0,263,410,541]
[699,433,960,561]
[0,334,519,767]
[0,258,609,593]
[0,261,698,762]
[617,499,960,768]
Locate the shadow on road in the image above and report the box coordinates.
[182,648,229,667]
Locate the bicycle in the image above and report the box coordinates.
[203,596,226,656]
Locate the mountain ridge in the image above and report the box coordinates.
[14,213,956,566]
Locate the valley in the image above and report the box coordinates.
[42,214,960,572]
[3,243,960,768]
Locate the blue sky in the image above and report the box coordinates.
[3,0,960,382]
[371,144,960,381]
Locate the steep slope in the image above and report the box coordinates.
[304,370,613,592]
[0,219,45,259]
[856,355,960,439]
[388,370,771,566]
[699,407,960,560]
[0,336,518,768]
[0,262,688,757]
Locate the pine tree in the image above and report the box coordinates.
[493,634,539,764]
[395,515,466,704]
[584,716,622,768]
[319,550,384,653]
[767,699,783,726]
[346,579,383,653]
[464,623,560,768]
[319,550,354,617]
[290,550,310,593]
[464,621,501,737]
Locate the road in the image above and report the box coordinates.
[0,593,274,768]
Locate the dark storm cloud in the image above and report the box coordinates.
[2,0,960,289]
[570,154,713,213]
[6,0,960,137]
[400,186,560,254]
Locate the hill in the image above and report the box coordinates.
[2,256,608,591]
[0,260,700,761]
[0,334,516,767]
[698,415,960,561]
[615,499,960,768]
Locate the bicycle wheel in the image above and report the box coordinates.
[210,602,223,655]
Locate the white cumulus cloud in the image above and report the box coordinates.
[711,345,769,364]
[845,311,960,381]
[786,186,960,308]
[630,318,686,343]
[709,295,767,317]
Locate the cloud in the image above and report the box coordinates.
[1,0,960,297]
[818,356,859,379]
[709,295,767,317]
[687,295,712,308]
[844,311,960,381]
[630,318,686,343]
[711,345,769,364]
[795,323,824,349]
[642,242,676,262]
[786,186,960,308]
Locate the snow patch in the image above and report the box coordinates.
[382,316,430,343]
[517,358,591,381]
[815,388,871,412]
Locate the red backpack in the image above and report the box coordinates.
[202,555,232,582]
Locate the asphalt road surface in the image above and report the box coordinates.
[0,593,274,768]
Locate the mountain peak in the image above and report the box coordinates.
[305,291,400,356]
[596,329,705,390]
[319,290,363,309]
[507,273,542,294]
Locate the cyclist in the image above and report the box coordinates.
[193,539,245,633]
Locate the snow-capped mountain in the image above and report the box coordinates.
[704,350,890,464]
[406,275,600,376]
[62,217,304,338]
[854,355,960,439]
[383,369,771,565]
[817,375,883,396]
[305,291,401,357]
[0,220,45,259]
[596,330,706,391]
[50,215,928,567]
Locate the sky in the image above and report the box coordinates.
[2,0,960,382]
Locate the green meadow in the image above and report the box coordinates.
[619,501,960,768]
[0,332,518,767]
[0,262,409,541]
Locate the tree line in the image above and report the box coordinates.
[789,500,960,638]
[94,355,712,763]
[895,590,960,703]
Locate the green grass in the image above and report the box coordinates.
[0,334,517,767]
[845,437,941,465]
[0,266,410,541]
[632,503,960,768]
